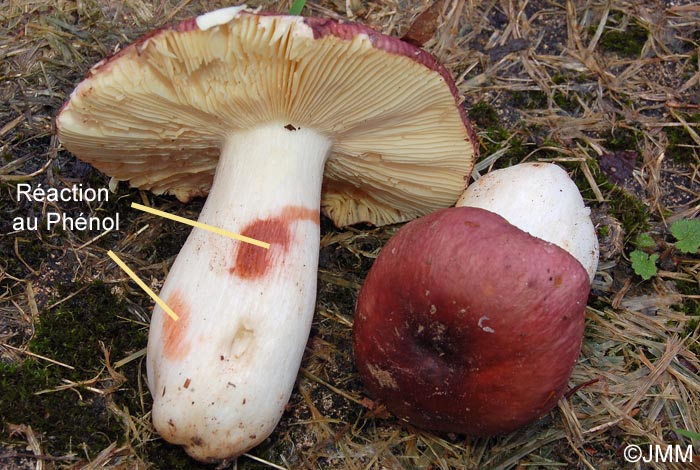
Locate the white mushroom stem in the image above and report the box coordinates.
[146,122,332,461]
[457,163,599,282]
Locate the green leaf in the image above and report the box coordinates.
[635,233,655,249]
[670,219,700,253]
[674,428,700,440]
[630,250,658,280]
[289,0,306,15]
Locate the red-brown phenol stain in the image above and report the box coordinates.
[232,219,290,279]
[161,289,192,360]
[230,205,319,280]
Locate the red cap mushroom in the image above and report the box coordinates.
[55,6,477,462]
[353,206,591,435]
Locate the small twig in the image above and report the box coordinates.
[578,152,605,202]
[667,100,700,109]
[45,284,91,310]
[0,114,27,139]
[113,347,147,369]
[565,377,602,399]
[484,38,530,62]
[300,368,365,407]
[0,452,79,462]
[74,228,113,251]
[25,281,39,319]
[564,432,597,470]
[14,238,40,276]
[1,343,75,370]
[583,417,624,435]
[0,156,54,182]
[34,370,105,396]
[242,452,290,469]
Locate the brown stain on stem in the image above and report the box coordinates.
[230,205,319,280]
[161,289,192,360]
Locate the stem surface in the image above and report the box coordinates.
[147,122,332,461]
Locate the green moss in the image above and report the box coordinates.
[510,75,592,113]
[468,101,501,130]
[551,73,566,85]
[557,160,594,201]
[590,127,650,240]
[0,360,122,454]
[0,281,147,456]
[31,281,146,371]
[666,114,700,163]
[469,101,506,158]
[563,158,649,240]
[504,136,530,161]
[605,127,641,152]
[598,19,648,57]
[2,231,51,279]
[510,88,581,114]
[467,101,528,167]
[606,186,650,241]
[678,280,700,354]
[677,281,700,317]
[145,442,213,470]
[552,91,580,113]
[511,90,548,110]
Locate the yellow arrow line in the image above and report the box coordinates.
[107,250,179,321]
[131,202,270,249]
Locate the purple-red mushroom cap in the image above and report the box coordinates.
[353,206,590,436]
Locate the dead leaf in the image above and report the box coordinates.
[401,1,443,47]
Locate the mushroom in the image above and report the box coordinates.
[55,6,477,461]
[353,206,591,436]
[457,162,599,280]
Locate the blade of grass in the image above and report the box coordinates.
[289,0,306,15]
[674,428,700,440]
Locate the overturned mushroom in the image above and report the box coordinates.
[353,163,597,436]
[56,6,477,461]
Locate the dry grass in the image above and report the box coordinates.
[1,0,699,469]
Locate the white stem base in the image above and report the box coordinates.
[147,123,332,461]
[458,163,599,281]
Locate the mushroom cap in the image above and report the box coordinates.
[457,163,599,281]
[56,7,477,227]
[353,206,590,435]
